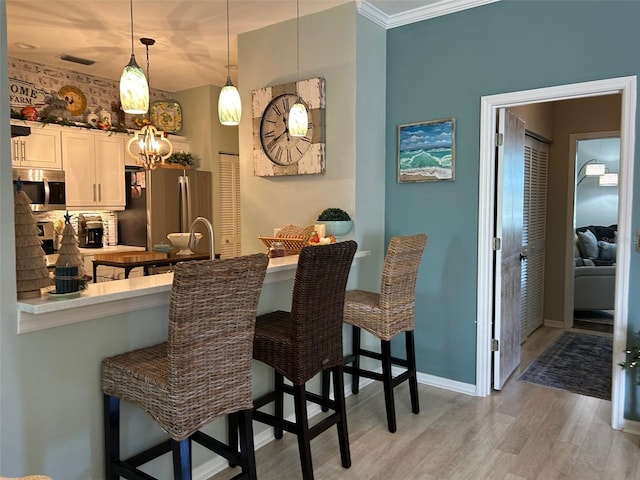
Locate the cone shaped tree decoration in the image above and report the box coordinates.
[14,181,53,298]
[55,211,86,278]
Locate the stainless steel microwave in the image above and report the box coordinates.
[12,168,66,211]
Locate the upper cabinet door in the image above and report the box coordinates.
[95,135,125,209]
[62,131,96,207]
[11,124,62,170]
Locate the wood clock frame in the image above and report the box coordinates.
[252,77,325,177]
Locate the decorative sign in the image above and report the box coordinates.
[9,78,49,108]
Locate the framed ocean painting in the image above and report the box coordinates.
[397,118,455,183]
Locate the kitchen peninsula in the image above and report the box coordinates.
[16,250,371,334]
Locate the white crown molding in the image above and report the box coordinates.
[357,0,501,29]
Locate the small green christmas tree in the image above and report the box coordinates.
[14,181,53,298]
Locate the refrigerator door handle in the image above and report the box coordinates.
[179,174,192,232]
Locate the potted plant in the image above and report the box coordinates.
[317,207,353,238]
[165,151,199,169]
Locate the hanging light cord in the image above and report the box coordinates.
[129,0,134,55]
[145,42,151,120]
[226,0,231,81]
[296,0,300,100]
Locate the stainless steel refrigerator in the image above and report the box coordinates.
[119,168,213,254]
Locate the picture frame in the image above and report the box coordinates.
[397,118,455,183]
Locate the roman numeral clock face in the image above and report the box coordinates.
[259,94,312,166]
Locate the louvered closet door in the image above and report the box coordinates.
[219,153,241,259]
[521,135,549,341]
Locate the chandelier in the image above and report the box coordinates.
[126,38,173,169]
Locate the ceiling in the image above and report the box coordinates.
[5,0,495,92]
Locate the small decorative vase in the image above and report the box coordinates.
[21,106,38,121]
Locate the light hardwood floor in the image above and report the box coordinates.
[211,326,640,480]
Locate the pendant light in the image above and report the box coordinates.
[126,38,173,169]
[288,0,308,137]
[218,0,242,125]
[119,0,149,114]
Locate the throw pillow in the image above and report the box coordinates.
[577,229,599,259]
[598,240,617,261]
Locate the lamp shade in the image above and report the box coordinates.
[288,102,308,137]
[218,81,242,126]
[599,173,618,186]
[585,163,605,176]
[120,55,149,114]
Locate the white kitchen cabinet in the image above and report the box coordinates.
[10,121,62,169]
[63,130,125,210]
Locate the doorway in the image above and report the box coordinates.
[571,133,619,329]
[475,76,636,431]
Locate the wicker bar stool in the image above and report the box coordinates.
[323,234,427,433]
[251,241,357,480]
[102,254,268,480]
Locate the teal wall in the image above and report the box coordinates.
[386,0,640,392]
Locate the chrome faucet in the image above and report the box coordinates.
[188,216,215,260]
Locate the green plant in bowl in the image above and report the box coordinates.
[317,208,353,238]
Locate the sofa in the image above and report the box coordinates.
[574,224,617,311]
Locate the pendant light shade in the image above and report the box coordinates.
[288,100,308,137]
[120,55,148,114]
[287,0,308,137]
[218,0,241,126]
[219,77,242,125]
[120,0,149,114]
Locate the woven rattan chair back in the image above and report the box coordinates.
[376,233,427,335]
[167,255,268,431]
[103,254,268,442]
[288,240,357,384]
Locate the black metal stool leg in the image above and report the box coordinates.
[293,384,314,480]
[351,326,361,394]
[381,340,397,433]
[406,331,420,414]
[332,366,351,469]
[238,409,258,480]
[320,370,331,412]
[274,372,284,439]
[228,412,239,467]
[172,438,192,480]
[103,394,120,480]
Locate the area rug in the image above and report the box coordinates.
[573,310,614,334]
[517,331,612,400]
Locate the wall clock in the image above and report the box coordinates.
[252,77,325,177]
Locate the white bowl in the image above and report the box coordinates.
[167,232,202,255]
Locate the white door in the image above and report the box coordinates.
[493,109,525,390]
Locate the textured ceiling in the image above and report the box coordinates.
[5,0,484,92]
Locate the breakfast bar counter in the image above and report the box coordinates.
[16,250,371,334]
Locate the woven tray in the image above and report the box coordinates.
[259,236,307,256]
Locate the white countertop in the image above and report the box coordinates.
[16,251,371,334]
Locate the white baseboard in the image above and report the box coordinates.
[620,418,640,436]
[544,319,565,328]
